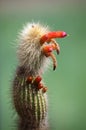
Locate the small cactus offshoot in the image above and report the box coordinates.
[12,22,67,130]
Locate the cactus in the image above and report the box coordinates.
[12,22,67,130]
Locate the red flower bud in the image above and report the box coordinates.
[42,45,53,53]
[26,76,33,84]
[42,87,47,93]
[37,83,43,89]
[34,76,42,85]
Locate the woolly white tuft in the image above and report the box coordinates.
[17,22,51,75]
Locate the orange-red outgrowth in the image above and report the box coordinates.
[40,31,67,44]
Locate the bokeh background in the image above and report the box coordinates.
[0,0,86,130]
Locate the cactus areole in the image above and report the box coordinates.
[12,23,67,130]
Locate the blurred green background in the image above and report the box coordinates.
[0,0,86,130]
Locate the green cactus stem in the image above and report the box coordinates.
[13,66,48,130]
